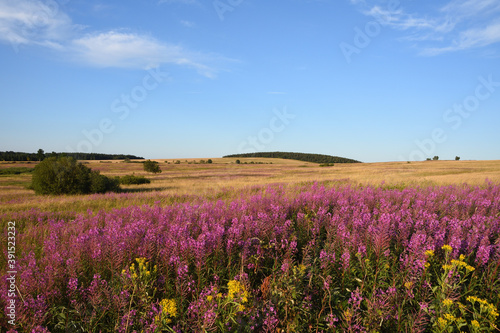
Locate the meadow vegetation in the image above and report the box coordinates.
[0,158,499,332]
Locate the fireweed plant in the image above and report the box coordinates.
[1,183,499,332]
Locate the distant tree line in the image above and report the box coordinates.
[0,150,144,162]
[223,152,361,164]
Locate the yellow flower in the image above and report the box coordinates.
[438,317,448,328]
[425,250,435,257]
[442,298,453,307]
[465,264,475,272]
[442,244,453,252]
[425,262,430,268]
[159,298,177,323]
[444,313,456,321]
[471,320,480,328]
[442,264,453,270]
[459,254,465,260]
[344,309,352,322]
[404,281,413,289]
[207,295,213,302]
[227,280,248,303]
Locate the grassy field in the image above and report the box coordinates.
[1,158,499,332]
[1,158,499,216]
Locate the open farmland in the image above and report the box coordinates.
[1,159,499,332]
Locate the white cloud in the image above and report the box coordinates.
[0,0,227,77]
[0,0,75,47]
[350,0,500,56]
[421,22,500,55]
[70,31,219,77]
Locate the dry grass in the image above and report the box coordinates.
[1,158,499,216]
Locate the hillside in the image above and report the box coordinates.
[0,151,144,161]
[223,151,361,164]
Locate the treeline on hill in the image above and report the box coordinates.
[223,152,361,164]
[0,150,143,161]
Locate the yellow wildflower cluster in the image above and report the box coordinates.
[442,298,453,307]
[425,250,435,257]
[404,281,413,290]
[450,258,475,272]
[466,296,499,319]
[438,317,448,328]
[471,319,480,328]
[442,244,453,252]
[123,257,157,281]
[294,264,307,275]
[344,309,352,322]
[156,298,177,325]
[227,280,249,311]
[438,314,465,328]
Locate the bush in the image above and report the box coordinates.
[455,156,460,161]
[118,174,151,185]
[31,156,120,195]
[143,160,162,174]
[207,159,213,164]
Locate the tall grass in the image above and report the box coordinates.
[1,183,499,332]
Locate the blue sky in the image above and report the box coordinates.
[1,0,499,162]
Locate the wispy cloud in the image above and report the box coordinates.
[0,0,76,48]
[70,31,221,77]
[0,0,227,77]
[350,0,500,56]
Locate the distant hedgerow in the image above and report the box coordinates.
[31,156,120,195]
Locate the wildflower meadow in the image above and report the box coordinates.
[1,182,499,332]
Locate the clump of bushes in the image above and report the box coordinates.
[118,174,151,185]
[31,156,120,195]
[143,160,162,174]
[319,163,334,167]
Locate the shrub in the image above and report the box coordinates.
[143,160,162,174]
[31,156,120,195]
[118,174,151,185]
[455,156,460,161]
[235,159,241,164]
[207,159,213,164]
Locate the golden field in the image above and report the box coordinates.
[1,158,499,215]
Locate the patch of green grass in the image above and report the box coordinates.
[0,167,34,175]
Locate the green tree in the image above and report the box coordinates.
[235,159,241,164]
[433,156,439,161]
[207,159,213,164]
[143,160,162,174]
[31,156,119,195]
[455,156,460,161]
[37,149,45,161]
